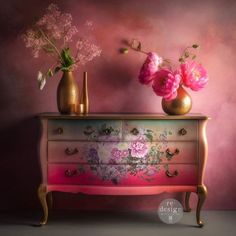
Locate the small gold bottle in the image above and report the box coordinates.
[80,71,89,114]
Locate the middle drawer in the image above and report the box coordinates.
[48,141,197,164]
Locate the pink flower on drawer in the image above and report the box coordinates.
[111,148,123,160]
[111,148,129,160]
[130,140,148,158]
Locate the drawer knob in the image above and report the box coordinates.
[179,128,187,136]
[56,127,63,134]
[165,148,180,160]
[165,170,178,177]
[65,169,77,177]
[65,148,79,156]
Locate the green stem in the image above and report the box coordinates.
[161,59,172,70]
[180,46,191,59]
[38,28,63,62]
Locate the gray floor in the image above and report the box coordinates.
[0,210,235,236]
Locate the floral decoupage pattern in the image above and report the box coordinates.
[77,121,177,185]
[83,121,121,141]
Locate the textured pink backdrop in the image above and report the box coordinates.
[0,0,236,210]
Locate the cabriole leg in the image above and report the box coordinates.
[38,184,48,225]
[47,192,53,210]
[184,192,191,212]
[196,185,207,227]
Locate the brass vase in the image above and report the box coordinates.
[57,71,79,114]
[79,71,89,115]
[79,71,89,114]
[162,85,192,115]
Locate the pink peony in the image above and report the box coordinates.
[138,52,163,85]
[180,61,208,91]
[130,140,148,158]
[152,69,181,101]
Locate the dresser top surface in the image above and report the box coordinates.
[38,113,209,120]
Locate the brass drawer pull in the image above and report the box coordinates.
[65,148,78,155]
[179,128,187,136]
[165,170,178,177]
[65,169,77,177]
[56,127,63,134]
[165,148,180,160]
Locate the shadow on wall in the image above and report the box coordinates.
[90,40,152,113]
[0,117,41,210]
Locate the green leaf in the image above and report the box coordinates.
[60,48,74,69]
[120,48,129,54]
[60,67,71,71]
[47,69,53,77]
[144,133,153,142]
[164,164,169,171]
[146,129,153,133]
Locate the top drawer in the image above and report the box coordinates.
[123,120,198,141]
[48,119,122,141]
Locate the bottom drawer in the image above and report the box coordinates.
[48,164,197,186]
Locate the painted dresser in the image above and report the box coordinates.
[38,113,209,226]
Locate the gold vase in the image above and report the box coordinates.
[162,85,192,115]
[80,71,89,114]
[57,71,79,114]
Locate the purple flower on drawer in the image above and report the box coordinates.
[87,148,100,164]
[130,140,148,158]
[92,165,123,185]
[77,139,173,185]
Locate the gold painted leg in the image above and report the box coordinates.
[37,184,48,225]
[47,192,53,210]
[196,185,207,227]
[184,192,191,212]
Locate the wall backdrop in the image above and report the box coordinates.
[0,0,236,210]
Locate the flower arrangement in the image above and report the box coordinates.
[128,40,208,101]
[22,3,102,90]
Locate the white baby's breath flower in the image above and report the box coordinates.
[85,20,93,27]
[37,71,46,90]
[22,3,102,91]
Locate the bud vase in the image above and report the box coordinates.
[57,71,79,114]
[80,71,89,114]
[162,85,192,115]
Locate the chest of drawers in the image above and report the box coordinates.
[37,113,208,227]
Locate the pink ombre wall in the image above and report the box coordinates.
[0,0,235,210]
